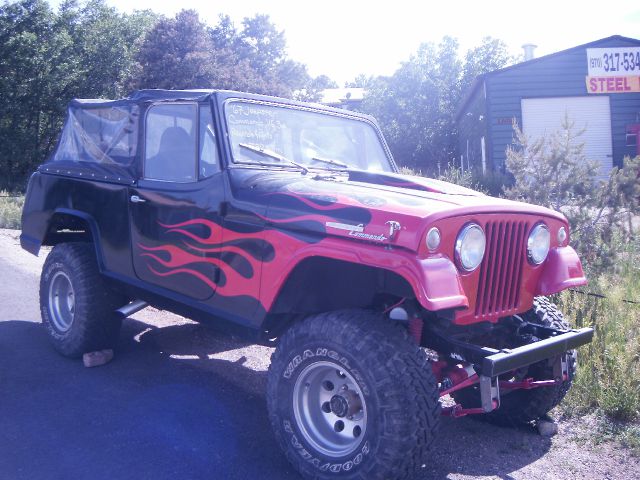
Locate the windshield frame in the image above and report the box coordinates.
[222,98,397,173]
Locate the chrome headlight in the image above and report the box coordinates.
[527,224,550,264]
[455,223,486,272]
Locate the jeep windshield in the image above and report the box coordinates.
[225,100,394,172]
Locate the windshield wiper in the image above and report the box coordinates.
[239,143,309,175]
[311,156,349,169]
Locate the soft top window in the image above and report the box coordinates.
[52,104,139,166]
[43,101,139,183]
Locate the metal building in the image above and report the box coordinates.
[456,35,640,178]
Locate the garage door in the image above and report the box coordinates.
[521,96,612,179]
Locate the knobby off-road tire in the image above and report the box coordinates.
[452,296,576,427]
[267,310,440,480]
[40,242,125,358]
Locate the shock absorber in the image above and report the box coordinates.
[408,316,423,344]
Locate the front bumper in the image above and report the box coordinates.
[482,327,593,377]
[426,322,594,412]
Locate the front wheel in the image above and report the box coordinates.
[267,310,440,480]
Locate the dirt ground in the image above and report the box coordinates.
[1,228,638,480]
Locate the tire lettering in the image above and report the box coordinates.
[299,448,312,460]
[286,422,370,474]
[283,419,293,433]
[282,349,367,396]
[283,354,302,379]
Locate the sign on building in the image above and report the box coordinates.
[585,47,640,93]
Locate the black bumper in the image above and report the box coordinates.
[481,327,594,378]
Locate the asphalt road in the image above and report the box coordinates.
[1,230,637,480]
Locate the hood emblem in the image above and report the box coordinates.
[386,220,402,240]
[326,222,364,233]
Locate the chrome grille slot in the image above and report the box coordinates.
[475,220,528,318]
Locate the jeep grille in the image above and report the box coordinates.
[474,220,529,318]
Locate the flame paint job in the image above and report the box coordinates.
[128,168,586,325]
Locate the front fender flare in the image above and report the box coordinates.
[262,239,468,313]
[537,246,587,295]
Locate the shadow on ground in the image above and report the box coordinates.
[0,319,553,480]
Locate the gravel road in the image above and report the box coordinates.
[0,228,637,480]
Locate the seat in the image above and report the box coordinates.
[147,126,195,181]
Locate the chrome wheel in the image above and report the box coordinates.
[292,360,367,457]
[48,271,75,333]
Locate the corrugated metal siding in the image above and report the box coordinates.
[485,36,640,171]
[521,96,613,179]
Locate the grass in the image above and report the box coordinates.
[0,191,23,229]
[600,420,640,455]
[555,236,640,423]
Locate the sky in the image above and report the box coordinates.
[49,0,640,84]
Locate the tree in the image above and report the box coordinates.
[133,11,310,97]
[460,36,514,95]
[213,13,309,96]
[0,0,76,188]
[237,14,286,77]
[356,36,516,174]
[131,10,216,90]
[295,74,338,102]
[357,37,462,172]
[0,0,156,189]
[345,74,377,89]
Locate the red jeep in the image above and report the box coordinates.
[21,90,592,479]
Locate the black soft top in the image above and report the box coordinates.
[42,90,220,183]
[41,89,375,184]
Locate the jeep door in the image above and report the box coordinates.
[129,102,225,301]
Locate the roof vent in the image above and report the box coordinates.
[522,43,537,61]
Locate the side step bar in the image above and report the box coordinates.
[116,299,148,318]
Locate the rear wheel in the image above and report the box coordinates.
[452,297,576,426]
[267,310,440,479]
[40,242,125,358]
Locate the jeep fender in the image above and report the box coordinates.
[262,237,468,314]
[21,207,106,271]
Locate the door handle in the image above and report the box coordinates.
[130,195,146,203]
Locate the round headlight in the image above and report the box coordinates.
[557,226,567,245]
[426,227,441,251]
[528,224,550,264]
[455,224,486,271]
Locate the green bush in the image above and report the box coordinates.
[0,192,24,229]
[555,237,640,421]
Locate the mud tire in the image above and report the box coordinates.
[267,310,440,480]
[40,242,125,358]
